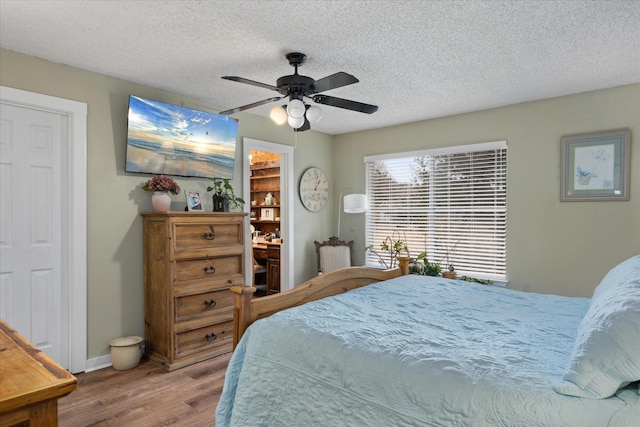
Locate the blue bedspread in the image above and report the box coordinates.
[216,275,635,426]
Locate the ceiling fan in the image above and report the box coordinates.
[219,52,378,132]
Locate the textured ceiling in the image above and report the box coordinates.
[1,0,639,135]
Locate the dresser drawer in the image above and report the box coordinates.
[267,244,280,259]
[175,288,233,322]
[174,255,242,284]
[172,221,242,252]
[175,320,233,358]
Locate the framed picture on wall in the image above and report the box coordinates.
[561,129,630,201]
[186,191,204,211]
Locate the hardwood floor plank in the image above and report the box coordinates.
[58,353,231,426]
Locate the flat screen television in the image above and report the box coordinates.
[125,95,238,179]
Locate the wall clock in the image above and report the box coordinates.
[299,167,329,212]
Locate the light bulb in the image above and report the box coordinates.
[270,106,288,125]
[287,99,305,118]
[306,105,323,123]
[288,115,304,129]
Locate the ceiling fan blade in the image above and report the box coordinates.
[313,95,378,114]
[219,96,282,115]
[311,72,359,94]
[222,76,280,92]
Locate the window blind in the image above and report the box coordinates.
[364,141,507,280]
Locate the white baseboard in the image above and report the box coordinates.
[85,353,111,372]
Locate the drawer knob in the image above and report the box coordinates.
[203,227,215,240]
[203,265,216,274]
[204,298,217,308]
[205,332,217,342]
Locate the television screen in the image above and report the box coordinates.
[125,95,238,179]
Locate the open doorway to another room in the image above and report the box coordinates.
[243,138,294,294]
[249,150,281,296]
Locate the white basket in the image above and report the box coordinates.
[109,336,143,371]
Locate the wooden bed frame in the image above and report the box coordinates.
[230,259,410,348]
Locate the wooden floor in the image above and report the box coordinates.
[58,353,231,426]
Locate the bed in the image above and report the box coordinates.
[217,256,640,426]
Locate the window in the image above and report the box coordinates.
[364,141,507,281]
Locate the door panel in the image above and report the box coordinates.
[0,103,65,365]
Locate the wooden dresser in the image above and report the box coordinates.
[141,212,247,371]
[0,319,77,427]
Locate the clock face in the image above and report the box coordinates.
[299,167,329,212]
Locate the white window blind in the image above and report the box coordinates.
[364,141,507,281]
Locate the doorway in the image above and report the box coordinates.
[0,86,87,373]
[243,138,294,292]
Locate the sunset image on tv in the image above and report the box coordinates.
[125,95,238,179]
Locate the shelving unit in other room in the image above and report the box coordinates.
[250,158,280,237]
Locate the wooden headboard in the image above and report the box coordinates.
[230,259,410,349]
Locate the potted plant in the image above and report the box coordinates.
[142,175,181,212]
[367,232,444,276]
[365,231,409,269]
[440,240,459,279]
[411,252,442,276]
[442,264,457,279]
[207,178,245,212]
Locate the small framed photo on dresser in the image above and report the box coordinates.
[186,191,203,211]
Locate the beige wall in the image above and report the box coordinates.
[2,47,639,360]
[335,84,640,297]
[0,48,334,359]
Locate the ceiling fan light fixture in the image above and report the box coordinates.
[221,52,378,132]
[286,99,305,118]
[306,105,323,124]
[270,105,288,125]
[287,115,305,129]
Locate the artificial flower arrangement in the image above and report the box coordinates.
[142,175,181,195]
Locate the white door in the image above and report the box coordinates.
[0,102,66,363]
[0,86,87,373]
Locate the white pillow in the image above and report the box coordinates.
[554,255,640,399]
[592,255,640,300]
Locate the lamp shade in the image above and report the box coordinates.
[286,99,305,118]
[287,115,305,129]
[343,193,367,213]
[270,105,288,125]
[306,105,323,123]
